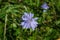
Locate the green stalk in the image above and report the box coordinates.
[4,14,7,40]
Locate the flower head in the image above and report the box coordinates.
[21,12,38,30]
[41,2,49,10]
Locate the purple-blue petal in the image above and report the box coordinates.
[21,12,38,30]
[41,2,49,9]
[29,12,34,18]
[34,17,38,20]
[22,15,28,20]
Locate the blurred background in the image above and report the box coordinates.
[0,0,60,40]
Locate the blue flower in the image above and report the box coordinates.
[21,12,38,30]
[41,2,49,10]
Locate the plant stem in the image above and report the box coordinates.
[4,14,7,40]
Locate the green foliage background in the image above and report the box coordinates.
[0,0,60,40]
